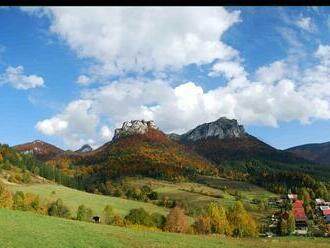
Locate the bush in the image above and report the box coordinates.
[103,205,114,224]
[76,204,93,222]
[125,208,154,227]
[151,212,166,229]
[112,214,125,227]
[193,215,212,234]
[22,173,32,184]
[48,199,71,219]
[12,191,47,214]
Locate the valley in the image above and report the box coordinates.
[1,117,330,247]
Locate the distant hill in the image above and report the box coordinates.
[75,144,93,153]
[286,141,330,166]
[13,140,64,161]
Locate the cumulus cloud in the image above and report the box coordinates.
[35,100,99,149]
[25,7,240,77]
[0,66,44,90]
[36,70,330,148]
[209,61,247,80]
[295,17,316,32]
[28,8,330,149]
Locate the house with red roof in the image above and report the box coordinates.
[292,200,308,228]
[322,208,330,216]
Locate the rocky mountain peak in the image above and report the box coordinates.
[76,144,93,153]
[181,117,246,141]
[113,120,158,140]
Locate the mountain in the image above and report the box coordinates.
[75,144,93,153]
[286,141,330,166]
[173,117,309,165]
[181,117,246,141]
[47,120,218,188]
[13,140,64,161]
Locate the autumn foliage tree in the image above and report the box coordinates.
[227,201,257,237]
[0,181,13,209]
[164,207,189,233]
[193,215,212,234]
[208,202,232,235]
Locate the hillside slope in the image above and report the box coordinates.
[0,208,329,248]
[286,141,330,166]
[7,182,168,217]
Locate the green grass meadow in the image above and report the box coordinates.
[0,208,329,248]
[7,183,168,217]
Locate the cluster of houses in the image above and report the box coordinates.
[315,198,330,225]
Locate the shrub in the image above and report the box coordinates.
[151,212,166,229]
[103,205,114,225]
[22,173,32,184]
[193,215,212,234]
[48,199,71,219]
[125,208,154,227]
[112,214,125,227]
[76,204,93,222]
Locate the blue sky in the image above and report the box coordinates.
[1,7,330,150]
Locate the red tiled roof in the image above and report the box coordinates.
[293,200,304,208]
[293,209,306,219]
[322,209,330,216]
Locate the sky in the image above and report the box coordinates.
[1,7,330,150]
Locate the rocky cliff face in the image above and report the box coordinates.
[181,117,246,141]
[113,120,158,140]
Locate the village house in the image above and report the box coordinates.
[287,194,298,202]
[292,200,308,231]
[315,198,325,206]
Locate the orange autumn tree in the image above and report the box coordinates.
[164,207,189,233]
[0,181,13,209]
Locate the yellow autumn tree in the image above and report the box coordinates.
[208,202,232,235]
[227,201,257,237]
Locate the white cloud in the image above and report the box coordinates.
[100,126,112,141]
[315,45,330,65]
[25,7,240,77]
[0,66,44,90]
[28,9,330,149]
[76,75,93,85]
[209,61,247,80]
[36,71,330,148]
[35,117,68,135]
[255,60,287,84]
[35,100,99,149]
[295,17,316,32]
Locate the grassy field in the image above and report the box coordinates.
[123,176,276,212]
[6,182,168,217]
[0,208,329,248]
